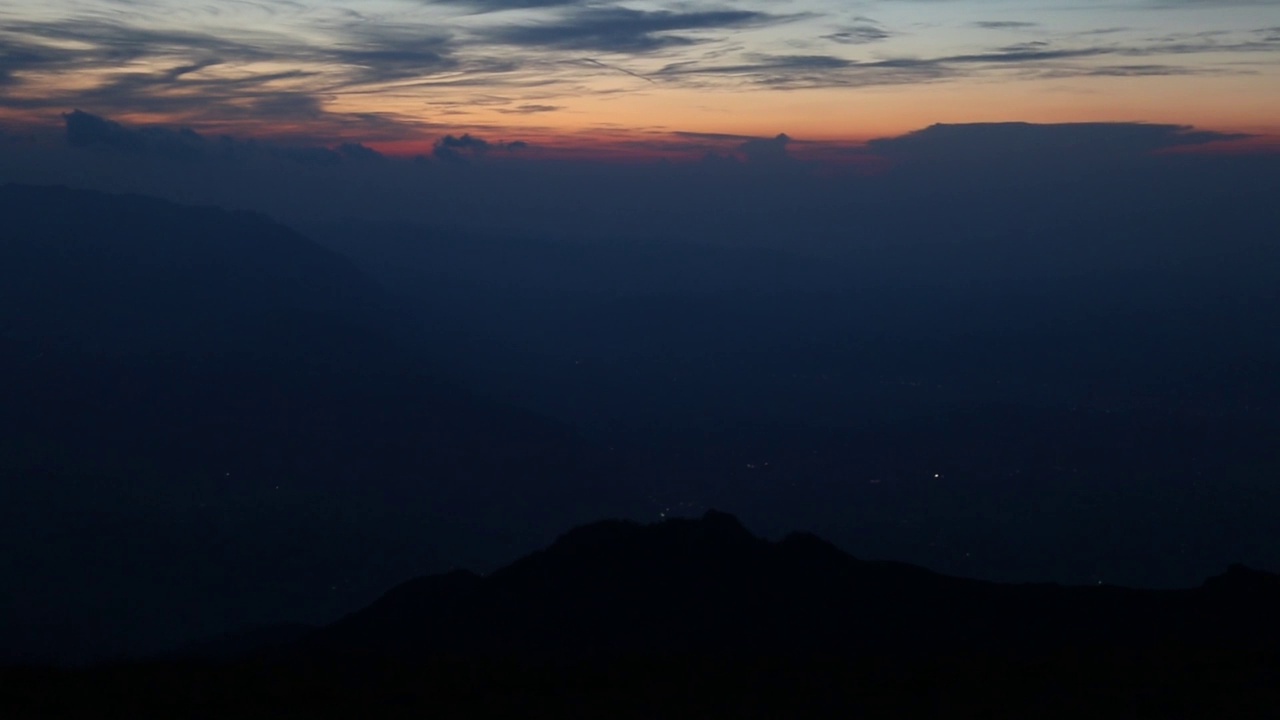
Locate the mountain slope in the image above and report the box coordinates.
[0,183,415,363]
[7,512,1280,719]
[0,183,582,485]
[0,184,601,665]
[300,510,1280,664]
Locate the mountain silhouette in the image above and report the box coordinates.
[7,511,1280,718]
[161,623,318,663]
[294,509,1280,666]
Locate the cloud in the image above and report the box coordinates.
[916,44,1113,65]
[865,122,1255,168]
[0,14,454,127]
[337,142,387,162]
[64,110,144,151]
[2,1,1277,139]
[738,133,793,166]
[496,104,562,114]
[823,18,893,45]
[658,51,946,90]
[650,28,1274,89]
[64,109,206,158]
[436,133,491,156]
[1047,64,1205,78]
[482,8,791,52]
[1143,0,1280,6]
[0,43,58,86]
[584,22,1278,90]
[247,94,326,121]
[974,21,1039,29]
[432,133,527,162]
[61,109,386,164]
[659,54,854,77]
[430,0,586,11]
[321,25,457,83]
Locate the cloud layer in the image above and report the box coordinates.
[0,0,1277,145]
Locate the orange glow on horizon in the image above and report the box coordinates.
[4,102,1277,164]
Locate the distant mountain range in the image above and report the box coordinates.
[0,183,409,362]
[0,183,586,487]
[0,184,602,664]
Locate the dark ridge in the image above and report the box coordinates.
[157,623,317,664]
[281,510,1280,668]
[546,518,645,553]
[7,512,1280,718]
[1203,563,1280,594]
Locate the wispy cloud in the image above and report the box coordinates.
[496,103,562,114]
[974,21,1039,30]
[428,0,588,12]
[479,8,795,53]
[865,122,1254,162]
[649,27,1280,89]
[822,17,893,45]
[1,0,1277,142]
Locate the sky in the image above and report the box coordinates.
[2,0,1279,156]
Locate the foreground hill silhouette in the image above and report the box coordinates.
[4,511,1279,718]
[0,184,596,663]
[304,510,1280,663]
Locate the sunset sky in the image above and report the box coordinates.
[3,0,1278,156]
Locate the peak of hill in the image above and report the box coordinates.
[12,512,1280,718]
[541,509,759,557]
[294,511,1280,665]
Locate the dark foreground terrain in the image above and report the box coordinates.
[4,511,1278,719]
